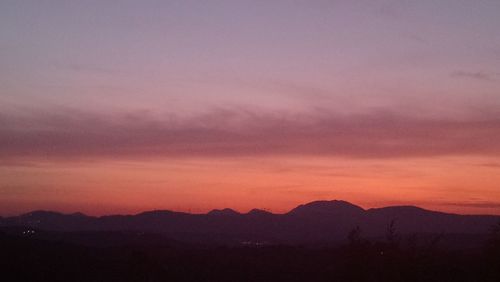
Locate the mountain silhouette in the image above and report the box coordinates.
[208,208,241,216]
[287,200,364,216]
[1,200,499,244]
[246,209,272,216]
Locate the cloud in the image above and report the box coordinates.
[451,71,497,81]
[1,108,500,161]
[443,201,500,209]
[476,162,500,168]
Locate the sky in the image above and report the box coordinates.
[1,0,500,216]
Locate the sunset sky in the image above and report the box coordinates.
[1,1,500,216]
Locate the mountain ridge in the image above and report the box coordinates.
[11,200,499,218]
[2,200,499,244]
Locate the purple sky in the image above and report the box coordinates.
[1,1,500,215]
[2,1,499,116]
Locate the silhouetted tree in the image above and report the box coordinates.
[482,220,500,281]
[348,226,362,247]
[485,220,500,256]
[490,220,500,239]
[385,219,400,248]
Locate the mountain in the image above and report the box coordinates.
[287,200,364,216]
[1,200,499,245]
[364,205,498,235]
[246,209,272,216]
[208,208,241,216]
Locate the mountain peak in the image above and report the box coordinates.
[247,209,272,216]
[208,208,240,216]
[367,205,440,217]
[70,212,88,217]
[135,210,181,217]
[287,200,364,216]
[21,210,65,218]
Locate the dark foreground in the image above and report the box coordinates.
[2,229,500,282]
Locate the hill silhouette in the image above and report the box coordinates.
[3,200,500,281]
[1,200,499,245]
[287,200,364,216]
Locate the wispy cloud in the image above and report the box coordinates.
[451,71,497,81]
[1,108,500,161]
[476,162,500,168]
[443,201,500,209]
[65,63,119,75]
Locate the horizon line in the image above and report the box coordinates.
[5,199,500,218]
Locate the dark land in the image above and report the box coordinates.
[2,200,500,281]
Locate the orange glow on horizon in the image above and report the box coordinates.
[2,156,500,216]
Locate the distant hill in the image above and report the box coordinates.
[1,200,499,245]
